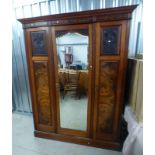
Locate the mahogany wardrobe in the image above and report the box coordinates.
[18,5,137,150]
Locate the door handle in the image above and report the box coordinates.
[89,65,92,69]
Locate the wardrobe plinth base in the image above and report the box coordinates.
[34,130,122,151]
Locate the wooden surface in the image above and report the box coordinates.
[18,5,137,29]
[34,130,122,151]
[20,6,136,150]
[97,62,118,133]
[33,61,51,125]
[94,20,129,142]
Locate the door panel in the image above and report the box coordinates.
[33,61,52,126]
[94,21,127,141]
[100,26,121,55]
[52,24,93,137]
[30,31,48,56]
[25,27,55,132]
[97,61,119,134]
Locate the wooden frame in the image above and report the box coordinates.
[19,5,137,150]
[51,24,93,138]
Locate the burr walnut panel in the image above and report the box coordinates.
[33,61,52,126]
[97,62,119,134]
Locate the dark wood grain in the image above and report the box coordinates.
[97,61,119,134]
[33,61,51,125]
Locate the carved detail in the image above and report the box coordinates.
[34,61,52,125]
[101,27,120,55]
[97,62,118,133]
[31,31,48,56]
[23,14,131,29]
[56,29,88,38]
[97,14,131,22]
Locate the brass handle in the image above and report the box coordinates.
[89,65,92,69]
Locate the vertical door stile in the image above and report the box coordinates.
[51,26,61,133]
[93,22,100,140]
[48,26,57,132]
[87,24,93,137]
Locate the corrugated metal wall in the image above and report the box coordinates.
[12,0,143,113]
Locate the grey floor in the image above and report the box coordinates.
[12,113,123,155]
[60,92,87,131]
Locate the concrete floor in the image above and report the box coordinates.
[12,113,123,155]
[60,93,87,131]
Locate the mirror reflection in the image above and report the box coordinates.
[56,29,89,131]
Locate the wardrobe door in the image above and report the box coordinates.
[94,21,129,141]
[52,24,93,137]
[25,27,55,132]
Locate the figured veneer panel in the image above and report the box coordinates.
[97,62,118,134]
[100,27,121,55]
[98,103,114,133]
[33,61,52,125]
[31,31,48,56]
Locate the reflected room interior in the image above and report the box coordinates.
[56,30,89,131]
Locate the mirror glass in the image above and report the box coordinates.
[56,29,89,131]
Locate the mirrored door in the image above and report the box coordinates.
[52,25,92,137]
